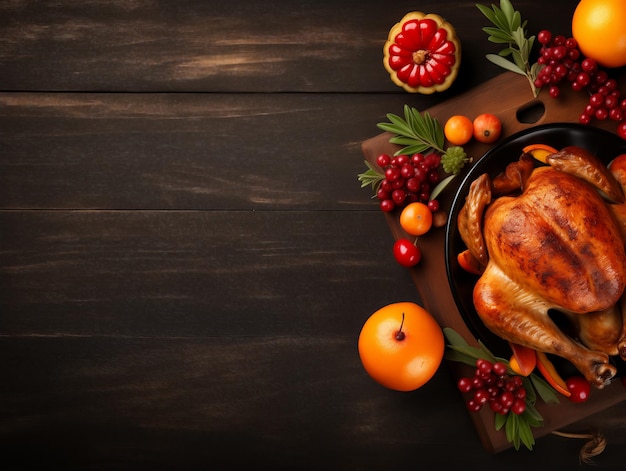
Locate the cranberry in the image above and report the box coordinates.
[376,153,391,168]
[565,376,591,403]
[427,199,439,212]
[537,29,551,46]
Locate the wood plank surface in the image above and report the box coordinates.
[0,0,577,93]
[0,92,412,210]
[1,210,413,337]
[2,0,626,469]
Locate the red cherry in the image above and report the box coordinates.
[392,238,422,267]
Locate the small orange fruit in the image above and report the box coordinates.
[358,302,445,391]
[399,201,433,236]
[572,0,626,68]
[444,115,473,145]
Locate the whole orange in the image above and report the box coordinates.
[444,115,473,146]
[572,0,626,68]
[358,302,445,391]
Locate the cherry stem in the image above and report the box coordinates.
[395,312,406,341]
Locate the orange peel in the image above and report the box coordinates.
[536,351,571,397]
[522,143,558,163]
[508,342,537,377]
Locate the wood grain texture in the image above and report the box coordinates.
[0,0,577,93]
[0,0,528,92]
[0,210,413,337]
[0,92,413,210]
[2,0,626,469]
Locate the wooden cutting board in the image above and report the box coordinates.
[361,71,626,454]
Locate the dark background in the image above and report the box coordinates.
[1,1,625,469]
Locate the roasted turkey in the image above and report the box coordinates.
[458,146,626,388]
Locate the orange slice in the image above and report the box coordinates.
[508,342,537,377]
[522,143,558,163]
[536,351,571,397]
[457,249,484,275]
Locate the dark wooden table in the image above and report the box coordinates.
[1,1,625,469]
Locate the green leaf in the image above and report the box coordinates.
[476,3,498,24]
[477,339,498,358]
[443,327,469,347]
[376,122,402,134]
[522,402,544,427]
[389,136,422,146]
[357,160,384,191]
[482,26,513,42]
[406,105,421,133]
[476,1,538,96]
[505,412,517,447]
[447,344,488,360]
[500,0,515,28]
[385,112,407,127]
[430,174,456,201]
[529,374,561,404]
[443,329,491,366]
[494,412,507,431]
[512,27,527,48]
[486,54,525,75]
[448,344,500,365]
[412,109,429,134]
[510,10,521,31]
[517,415,535,450]
[443,349,481,367]
[392,144,430,156]
[377,106,446,155]
[489,7,510,32]
[510,49,526,72]
[444,328,501,363]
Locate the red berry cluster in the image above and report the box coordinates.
[534,30,626,140]
[457,359,527,416]
[375,152,441,213]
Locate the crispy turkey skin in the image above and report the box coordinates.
[459,147,626,388]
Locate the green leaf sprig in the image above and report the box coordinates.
[476,0,541,97]
[444,327,560,451]
[357,160,385,194]
[376,104,446,156]
[358,105,471,199]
